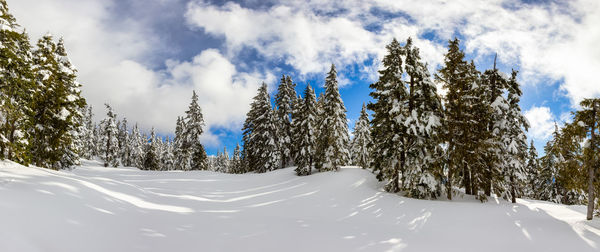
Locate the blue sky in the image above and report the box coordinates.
[7,0,600,156]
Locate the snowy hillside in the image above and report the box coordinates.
[1,160,600,252]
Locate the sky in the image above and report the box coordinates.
[6,0,600,156]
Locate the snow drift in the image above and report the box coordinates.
[1,160,600,251]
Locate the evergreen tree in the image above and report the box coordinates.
[316,64,350,172]
[500,71,529,203]
[161,136,174,170]
[80,106,95,159]
[275,75,296,168]
[290,94,303,163]
[401,38,445,199]
[524,140,539,198]
[215,147,230,172]
[30,35,85,169]
[350,104,372,169]
[538,124,564,202]
[183,91,208,170]
[142,128,159,170]
[435,38,477,199]
[92,122,100,157]
[568,98,600,220]
[99,104,119,167]
[368,38,408,193]
[0,1,34,164]
[173,116,186,170]
[130,123,144,168]
[231,143,243,173]
[118,118,131,166]
[294,84,317,176]
[242,83,280,173]
[480,55,510,197]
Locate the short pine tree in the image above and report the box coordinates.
[350,104,372,169]
[99,104,119,167]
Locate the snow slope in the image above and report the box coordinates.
[1,160,600,252]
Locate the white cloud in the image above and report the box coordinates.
[524,106,555,141]
[87,49,273,147]
[7,0,273,147]
[185,0,446,81]
[375,0,600,105]
[187,0,600,106]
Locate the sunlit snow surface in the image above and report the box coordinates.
[1,160,600,251]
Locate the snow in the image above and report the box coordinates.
[1,160,600,251]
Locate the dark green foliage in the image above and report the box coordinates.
[294,84,317,176]
[0,1,34,164]
[275,75,296,168]
[368,38,408,193]
[142,129,160,171]
[350,104,371,169]
[316,64,350,172]
[242,83,280,173]
[29,35,86,170]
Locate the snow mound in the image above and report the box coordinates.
[1,161,600,251]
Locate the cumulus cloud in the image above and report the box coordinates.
[524,106,555,141]
[187,0,600,105]
[185,0,446,81]
[86,49,273,147]
[374,0,600,105]
[7,0,273,147]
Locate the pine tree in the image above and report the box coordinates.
[80,106,95,159]
[368,38,409,193]
[30,35,85,169]
[130,123,144,168]
[290,94,303,163]
[92,122,100,157]
[538,124,564,202]
[275,75,296,168]
[215,147,230,172]
[142,128,160,171]
[0,1,34,164]
[231,143,243,173]
[173,116,186,170]
[161,135,174,170]
[525,140,539,198]
[99,104,119,167]
[350,104,372,169]
[401,38,444,199]
[435,38,476,199]
[569,98,600,220]
[183,91,208,170]
[294,84,317,176]
[118,118,131,166]
[480,54,510,197]
[316,64,350,172]
[242,83,280,173]
[501,70,529,203]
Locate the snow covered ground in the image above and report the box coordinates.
[1,160,600,252]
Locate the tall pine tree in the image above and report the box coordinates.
[350,104,372,169]
[316,64,350,172]
[242,83,280,173]
[294,84,317,176]
[275,75,296,168]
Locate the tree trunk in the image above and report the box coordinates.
[587,103,597,220]
[464,163,472,195]
[400,150,406,190]
[510,174,516,203]
[447,142,454,200]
